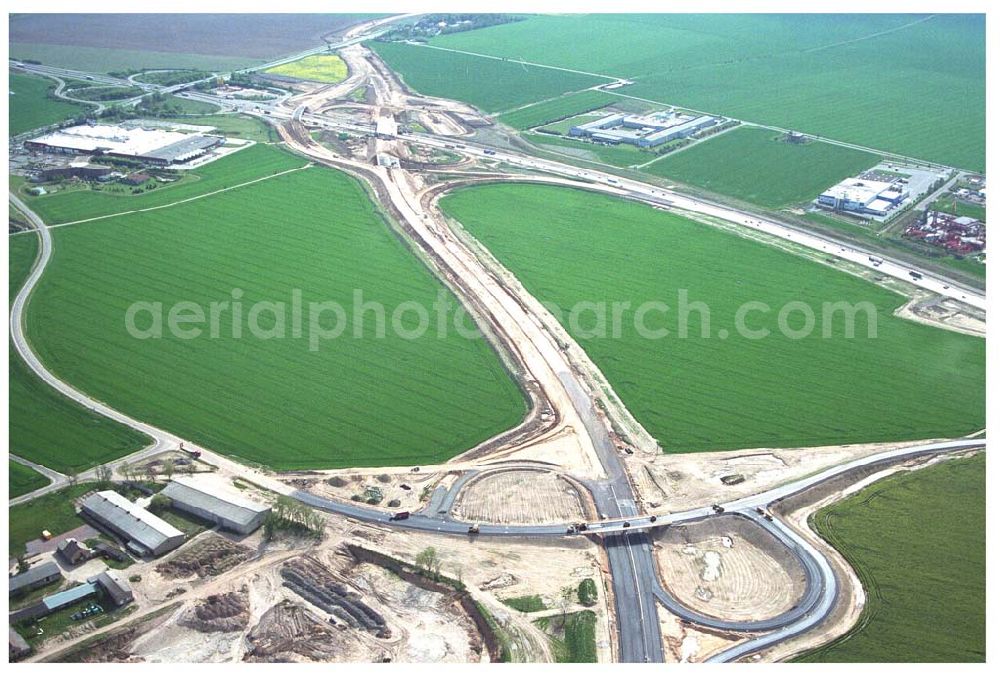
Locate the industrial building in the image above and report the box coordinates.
[161,477,271,535]
[816,177,909,217]
[25,124,224,166]
[904,211,985,254]
[80,491,185,557]
[38,158,113,182]
[8,561,62,597]
[570,111,718,147]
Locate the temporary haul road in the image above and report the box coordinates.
[7,17,988,663]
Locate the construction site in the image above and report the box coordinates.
[8,11,987,668]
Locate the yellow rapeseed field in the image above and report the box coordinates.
[265,54,348,83]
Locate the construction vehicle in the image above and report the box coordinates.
[389,511,410,521]
[468,523,480,534]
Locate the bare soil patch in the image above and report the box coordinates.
[156,535,253,579]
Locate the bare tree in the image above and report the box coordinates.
[96,464,113,488]
[163,459,175,481]
[559,585,574,625]
[118,462,132,483]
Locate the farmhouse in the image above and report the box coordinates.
[56,538,93,565]
[26,124,223,166]
[8,561,62,597]
[92,570,134,607]
[816,177,909,217]
[570,111,717,147]
[80,491,185,557]
[161,476,271,535]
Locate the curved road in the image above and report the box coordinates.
[9,194,183,505]
[8,32,988,660]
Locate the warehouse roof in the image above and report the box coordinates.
[81,491,183,554]
[820,178,894,205]
[572,113,626,132]
[43,582,96,611]
[28,124,221,162]
[9,561,61,593]
[162,476,270,528]
[93,570,133,607]
[142,134,222,162]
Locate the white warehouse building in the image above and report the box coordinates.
[161,476,271,535]
[817,178,909,217]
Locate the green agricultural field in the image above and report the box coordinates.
[645,126,881,209]
[800,453,985,662]
[931,197,986,223]
[162,114,278,143]
[9,228,39,302]
[426,14,985,170]
[9,233,151,473]
[498,90,619,129]
[538,113,602,136]
[26,167,526,470]
[441,184,984,452]
[11,43,258,73]
[17,143,305,224]
[265,54,349,83]
[9,461,49,498]
[8,483,97,554]
[368,41,610,113]
[9,72,89,136]
[523,133,650,168]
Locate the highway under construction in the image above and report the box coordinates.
[8,12,987,665]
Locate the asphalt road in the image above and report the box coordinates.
[8,194,182,506]
[8,32,988,660]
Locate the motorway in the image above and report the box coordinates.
[182,89,986,312]
[7,19,988,663]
